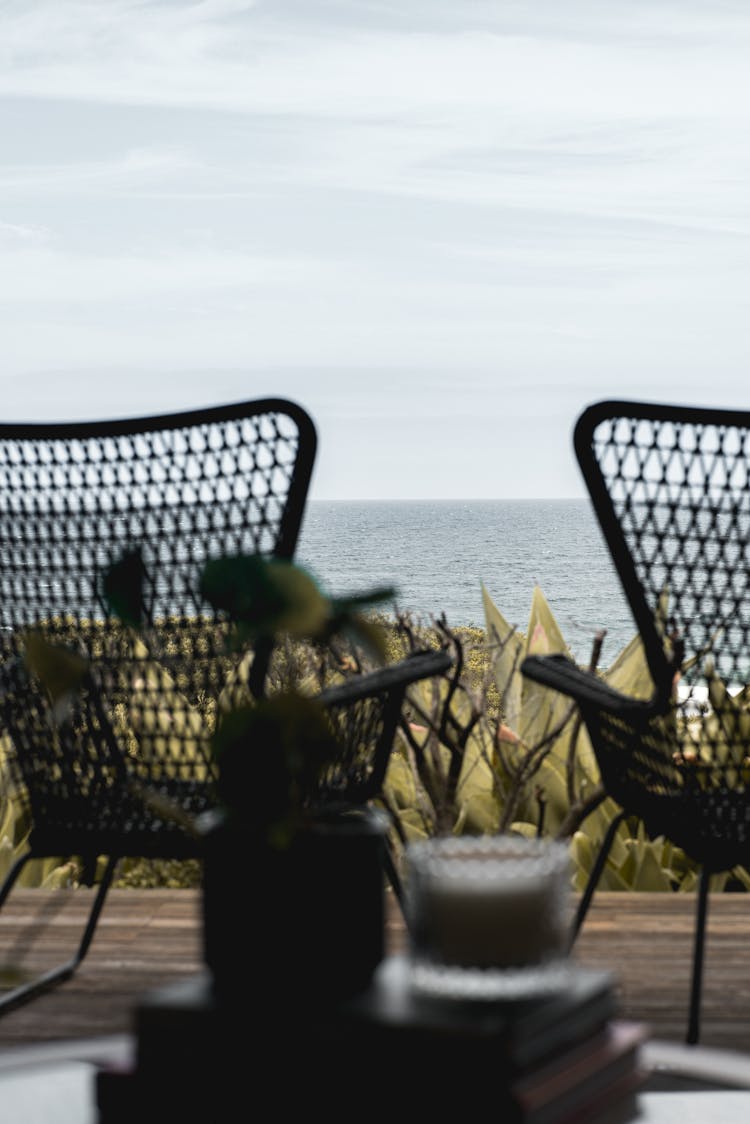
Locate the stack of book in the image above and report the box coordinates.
[333,955,647,1122]
[96,956,647,1122]
[506,1017,647,1123]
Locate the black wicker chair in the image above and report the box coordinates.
[0,399,446,1014]
[522,399,750,1045]
[311,645,452,908]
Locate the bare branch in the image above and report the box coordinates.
[555,784,608,840]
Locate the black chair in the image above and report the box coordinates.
[313,645,453,909]
[0,398,445,1014]
[522,399,750,1045]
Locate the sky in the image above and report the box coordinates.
[2,1,750,500]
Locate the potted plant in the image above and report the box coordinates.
[21,548,399,1010]
[200,692,392,1008]
[124,549,398,1008]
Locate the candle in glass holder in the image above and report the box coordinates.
[406,835,571,982]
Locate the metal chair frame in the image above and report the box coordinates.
[315,645,452,910]
[522,399,750,1044]
[0,398,448,1015]
[0,397,316,1014]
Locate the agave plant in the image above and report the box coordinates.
[382,584,749,894]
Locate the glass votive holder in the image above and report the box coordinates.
[404,834,573,1000]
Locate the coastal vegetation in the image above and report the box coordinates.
[380,586,750,896]
[0,552,397,893]
[1,573,748,896]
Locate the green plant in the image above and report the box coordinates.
[0,735,77,891]
[24,549,396,852]
[381,584,750,895]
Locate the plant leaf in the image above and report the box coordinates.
[525,585,570,659]
[200,555,330,638]
[327,612,389,663]
[329,586,397,615]
[481,583,523,734]
[22,632,89,705]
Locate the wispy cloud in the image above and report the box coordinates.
[0,219,49,246]
[2,1,748,119]
[3,1,749,225]
[0,146,196,198]
[2,2,750,495]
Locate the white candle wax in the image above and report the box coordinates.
[407,836,570,972]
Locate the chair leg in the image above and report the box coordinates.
[0,849,33,911]
[0,854,118,1017]
[686,865,710,1046]
[570,809,627,950]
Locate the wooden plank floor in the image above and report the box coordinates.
[0,889,748,1054]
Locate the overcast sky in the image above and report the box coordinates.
[2,1,750,499]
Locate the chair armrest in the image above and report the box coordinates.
[312,648,452,807]
[521,653,660,719]
[317,648,452,708]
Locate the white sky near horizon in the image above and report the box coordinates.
[2,0,750,499]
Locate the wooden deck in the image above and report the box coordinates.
[0,888,748,1054]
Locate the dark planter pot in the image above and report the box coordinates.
[200,805,388,1009]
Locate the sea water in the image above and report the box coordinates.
[296,499,635,668]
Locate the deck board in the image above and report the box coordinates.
[0,889,747,1053]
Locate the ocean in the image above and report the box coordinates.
[296,499,635,668]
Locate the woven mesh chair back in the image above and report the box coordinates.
[576,401,750,866]
[0,399,316,853]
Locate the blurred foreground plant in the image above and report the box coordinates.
[24,548,397,853]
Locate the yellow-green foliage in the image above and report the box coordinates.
[0,735,77,890]
[2,552,398,890]
[114,857,202,889]
[10,588,750,894]
[382,585,750,893]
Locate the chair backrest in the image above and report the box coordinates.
[575,400,750,711]
[0,398,317,836]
